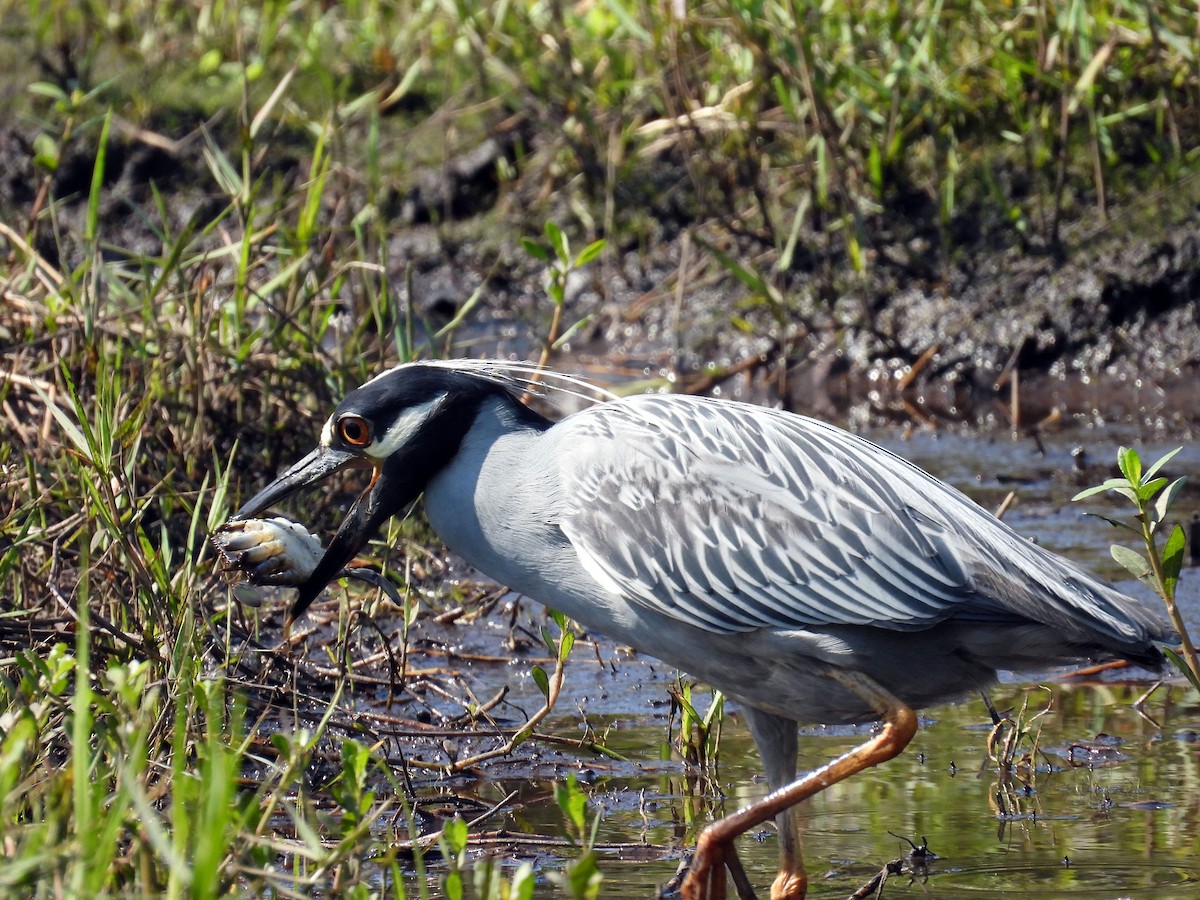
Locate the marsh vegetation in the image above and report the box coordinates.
[1,0,1198,896]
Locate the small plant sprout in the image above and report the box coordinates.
[1073,446,1198,690]
[987,686,1052,783]
[442,609,578,772]
[438,816,470,900]
[521,221,604,372]
[670,680,725,786]
[550,774,604,900]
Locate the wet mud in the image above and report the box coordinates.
[3,120,1197,433]
[3,108,1199,898]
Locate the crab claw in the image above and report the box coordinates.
[212,517,325,588]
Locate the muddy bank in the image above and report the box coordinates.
[395,182,1200,428]
[3,119,1198,428]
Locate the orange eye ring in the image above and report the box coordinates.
[337,414,372,447]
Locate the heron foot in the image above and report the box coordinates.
[680,831,727,899]
[769,868,806,899]
[680,830,760,900]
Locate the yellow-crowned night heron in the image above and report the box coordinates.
[223,360,1170,900]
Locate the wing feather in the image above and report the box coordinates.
[552,395,977,634]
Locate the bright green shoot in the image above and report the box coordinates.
[550,774,604,900]
[438,816,470,900]
[521,221,604,369]
[1073,446,1198,690]
[521,221,605,309]
[671,680,725,778]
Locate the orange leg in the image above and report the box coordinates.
[1061,659,1130,678]
[681,669,919,900]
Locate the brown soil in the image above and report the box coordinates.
[2,119,1198,430]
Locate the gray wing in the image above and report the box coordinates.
[552,395,984,633]
[550,395,1168,647]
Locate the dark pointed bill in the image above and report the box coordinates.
[230,445,376,626]
[231,447,360,522]
[285,476,384,624]
[230,446,422,629]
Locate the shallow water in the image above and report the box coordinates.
[404,680,1200,898]
[395,424,1200,898]
[581,684,1200,898]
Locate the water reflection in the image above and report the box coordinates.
[501,682,1199,898]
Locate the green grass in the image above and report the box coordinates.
[5,0,1198,252]
[0,0,1197,895]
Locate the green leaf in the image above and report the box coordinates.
[1142,447,1183,482]
[510,863,536,900]
[1081,512,1139,534]
[867,139,883,192]
[559,629,575,663]
[730,316,755,334]
[32,132,60,171]
[341,738,368,791]
[87,110,113,243]
[673,689,702,725]
[1071,477,1131,501]
[1162,648,1200,694]
[1110,544,1152,582]
[565,851,603,900]
[700,237,771,295]
[441,816,468,854]
[1117,446,1142,486]
[1136,476,1168,503]
[1109,485,1140,505]
[1071,483,1109,501]
[33,384,91,461]
[28,81,69,103]
[1161,524,1185,599]
[851,229,872,273]
[552,314,595,350]
[555,774,588,833]
[269,733,292,755]
[702,689,726,729]
[572,238,606,268]
[531,664,550,699]
[545,221,569,264]
[520,236,550,262]
[1151,477,1188,531]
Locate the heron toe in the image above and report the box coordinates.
[770,869,807,899]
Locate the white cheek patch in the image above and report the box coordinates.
[320,417,335,446]
[368,395,445,459]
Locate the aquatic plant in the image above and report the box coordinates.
[1074,447,1199,690]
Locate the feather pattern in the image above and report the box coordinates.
[548,393,1165,652]
[365,358,620,408]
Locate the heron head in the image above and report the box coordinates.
[229,364,496,626]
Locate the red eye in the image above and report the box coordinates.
[338,415,372,447]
